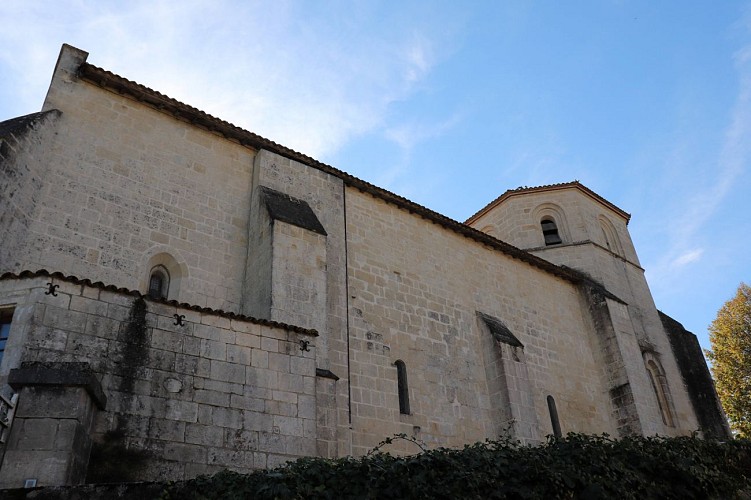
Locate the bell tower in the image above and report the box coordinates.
[466,181,698,437]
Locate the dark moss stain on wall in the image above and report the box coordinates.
[87,297,153,482]
[85,430,150,484]
[116,296,150,395]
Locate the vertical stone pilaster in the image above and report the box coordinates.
[314,369,339,458]
[0,362,106,488]
[498,344,541,443]
[478,313,541,443]
[582,286,644,436]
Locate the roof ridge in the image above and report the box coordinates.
[465,180,630,224]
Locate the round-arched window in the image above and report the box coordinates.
[148,265,170,300]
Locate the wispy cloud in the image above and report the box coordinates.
[670,248,704,268]
[403,34,433,84]
[0,0,453,159]
[385,113,462,151]
[377,112,463,191]
[647,21,751,285]
[674,45,751,237]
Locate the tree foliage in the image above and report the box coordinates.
[160,434,751,499]
[706,283,751,438]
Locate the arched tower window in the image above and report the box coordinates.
[141,251,186,301]
[533,203,570,247]
[598,215,624,256]
[643,353,675,427]
[148,265,170,300]
[541,218,562,246]
[394,360,410,415]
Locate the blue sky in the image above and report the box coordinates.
[0,1,749,352]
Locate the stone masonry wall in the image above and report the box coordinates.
[251,150,349,459]
[0,275,318,484]
[11,46,257,311]
[270,221,327,333]
[344,189,617,455]
[0,111,61,273]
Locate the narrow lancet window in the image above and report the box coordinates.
[395,360,410,415]
[148,266,170,300]
[541,218,562,245]
[646,359,675,427]
[547,395,562,438]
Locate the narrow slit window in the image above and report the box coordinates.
[541,218,562,245]
[148,266,170,300]
[395,360,410,415]
[547,395,562,438]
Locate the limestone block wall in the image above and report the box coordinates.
[0,273,318,483]
[344,189,618,454]
[270,221,327,333]
[0,364,105,488]
[10,46,256,310]
[250,150,349,458]
[0,111,61,272]
[243,177,273,322]
[251,150,347,368]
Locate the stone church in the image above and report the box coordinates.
[0,44,729,488]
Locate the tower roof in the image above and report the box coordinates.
[465,181,631,225]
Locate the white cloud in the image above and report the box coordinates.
[385,113,462,151]
[403,34,433,84]
[377,112,463,190]
[670,248,704,268]
[0,0,453,159]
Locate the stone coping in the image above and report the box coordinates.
[8,361,107,409]
[261,186,327,236]
[315,368,340,381]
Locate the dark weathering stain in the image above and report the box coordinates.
[660,311,731,439]
[116,296,150,394]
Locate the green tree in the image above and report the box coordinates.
[706,283,751,438]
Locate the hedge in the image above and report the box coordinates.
[161,434,751,499]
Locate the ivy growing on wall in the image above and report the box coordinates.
[161,434,750,499]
